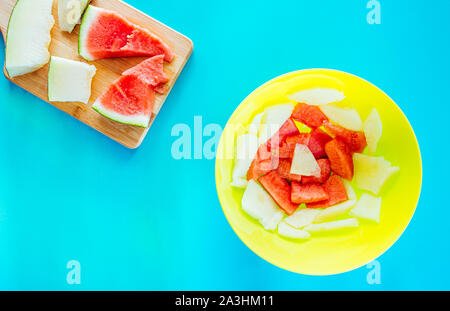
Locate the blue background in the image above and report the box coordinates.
[0,0,447,290]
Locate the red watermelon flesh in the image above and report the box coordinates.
[308,128,333,159]
[307,175,349,208]
[258,171,298,215]
[292,103,329,128]
[324,139,354,180]
[302,158,331,184]
[291,182,329,204]
[267,118,300,149]
[92,75,155,127]
[79,6,174,62]
[276,159,302,182]
[324,122,367,153]
[278,133,310,158]
[123,55,169,89]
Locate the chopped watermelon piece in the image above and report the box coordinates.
[324,122,367,153]
[292,103,329,128]
[325,139,354,180]
[258,171,299,215]
[247,158,271,181]
[308,128,333,159]
[277,133,310,158]
[276,159,302,182]
[291,182,329,204]
[79,5,174,62]
[122,55,169,89]
[267,118,300,149]
[302,158,331,184]
[307,175,349,208]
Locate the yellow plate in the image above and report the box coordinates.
[215,69,422,275]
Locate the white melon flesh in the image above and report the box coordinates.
[304,218,359,233]
[343,180,357,200]
[313,199,357,223]
[320,105,363,131]
[5,0,55,78]
[241,180,284,230]
[58,0,90,33]
[258,104,294,145]
[288,88,345,106]
[48,56,96,104]
[364,108,383,154]
[350,193,382,223]
[278,222,311,240]
[231,134,259,188]
[290,144,321,177]
[353,153,400,195]
[283,208,320,229]
[248,113,264,136]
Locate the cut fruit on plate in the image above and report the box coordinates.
[353,153,400,195]
[324,139,353,180]
[364,108,383,154]
[291,182,328,204]
[313,199,357,223]
[231,134,259,188]
[350,193,382,223]
[278,222,311,240]
[258,104,294,145]
[320,105,363,131]
[241,180,284,230]
[287,88,345,106]
[290,144,321,177]
[283,207,320,229]
[342,180,357,200]
[304,218,359,233]
[307,175,349,209]
[79,5,174,62]
[5,0,55,78]
[258,171,299,215]
[58,0,91,33]
[48,56,96,104]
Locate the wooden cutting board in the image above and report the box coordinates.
[0,0,193,148]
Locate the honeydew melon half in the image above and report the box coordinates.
[48,56,96,104]
[58,0,91,33]
[5,0,55,78]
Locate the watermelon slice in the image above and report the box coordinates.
[325,139,354,180]
[307,175,349,209]
[79,5,174,62]
[291,182,329,204]
[92,74,155,127]
[302,158,331,184]
[324,122,367,153]
[292,103,328,128]
[308,128,333,159]
[258,171,298,215]
[122,55,169,90]
[277,133,310,159]
[276,159,302,182]
[266,118,300,149]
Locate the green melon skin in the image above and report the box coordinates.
[92,104,149,128]
[78,4,97,61]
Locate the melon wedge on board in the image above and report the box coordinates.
[5,0,54,78]
[79,5,174,62]
[48,56,96,104]
[58,0,90,33]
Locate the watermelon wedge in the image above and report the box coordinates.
[79,5,174,62]
[123,55,169,91]
[307,175,349,209]
[258,171,298,215]
[291,182,329,204]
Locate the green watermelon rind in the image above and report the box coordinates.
[78,4,97,61]
[92,101,149,128]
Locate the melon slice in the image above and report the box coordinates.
[231,134,259,188]
[288,88,345,106]
[353,153,400,195]
[5,0,55,78]
[278,222,311,239]
[92,75,155,127]
[283,208,320,229]
[350,193,382,223]
[304,218,359,233]
[48,56,96,104]
[79,5,174,62]
[241,180,284,230]
[290,144,321,177]
[58,0,90,33]
[320,106,363,131]
[258,104,294,145]
[364,108,383,154]
[313,199,357,223]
